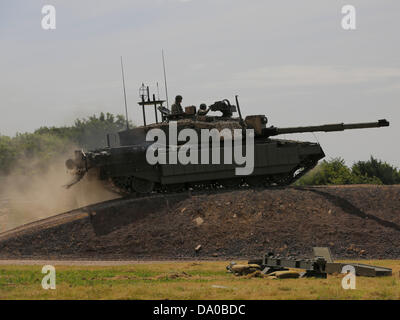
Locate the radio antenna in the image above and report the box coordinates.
[120,56,129,130]
[162,49,170,109]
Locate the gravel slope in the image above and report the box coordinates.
[0,185,399,260]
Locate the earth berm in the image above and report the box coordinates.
[0,185,399,260]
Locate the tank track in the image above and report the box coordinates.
[103,159,318,198]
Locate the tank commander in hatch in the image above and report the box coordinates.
[171,95,184,114]
[197,103,210,116]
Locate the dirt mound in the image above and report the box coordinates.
[0,185,399,260]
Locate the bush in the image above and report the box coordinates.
[352,156,400,185]
[296,157,386,186]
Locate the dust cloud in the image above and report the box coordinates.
[0,155,120,233]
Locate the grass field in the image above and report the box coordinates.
[0,261,399,300]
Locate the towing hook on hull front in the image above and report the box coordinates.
[64,150,89,189]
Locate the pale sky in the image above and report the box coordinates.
[1,0,399,166]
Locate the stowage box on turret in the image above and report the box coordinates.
[65,90,389,194]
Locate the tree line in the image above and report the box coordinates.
[0,113,128,175]
[295,157,400,186]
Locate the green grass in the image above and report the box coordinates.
[0,261,399,300]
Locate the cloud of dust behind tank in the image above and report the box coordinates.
[0,151,120,233]
[0,113,129,232]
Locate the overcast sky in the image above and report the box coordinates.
[1,0,399,166]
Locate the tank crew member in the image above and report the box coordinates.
[197,103,210,116]
[171,95,184,114]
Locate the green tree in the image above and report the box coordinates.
[352,156,400,185]
[296,158,353,185]
[296,157,383,186]
[0,135,18,174]
[73,112,128,150]
[34,112,130,150]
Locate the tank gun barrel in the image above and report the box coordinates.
[262,119,389,137]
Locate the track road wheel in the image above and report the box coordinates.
[166,183,185,193]
[245,176,266,188]
[219,178,241,188]
[272,173,292,186]
[132,177,154,194]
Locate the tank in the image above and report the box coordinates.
[64,91,390,194]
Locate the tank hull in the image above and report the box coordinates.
[79,139,324,193]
